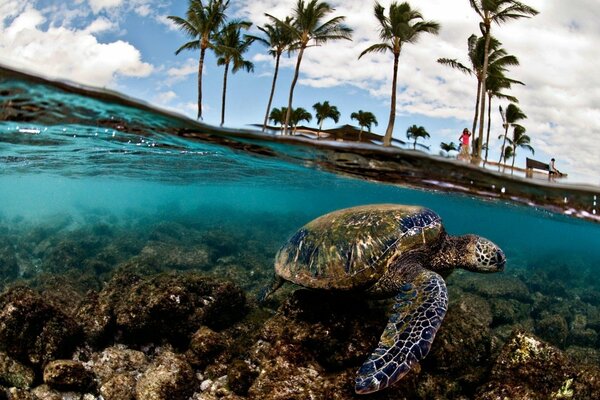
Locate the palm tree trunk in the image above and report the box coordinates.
[359,126,363,142]
[471,78,482,152]
[511,150,517,175]
[413,139,417,150]
[317,120,323,140]
[498,124,509,168]
[262,53,281,132]
[475,20,492,163]
[220,62,229,127]
[484,91,492,165]
[284,46,305,135]
[197,47,207,120]
[384,53,400,147]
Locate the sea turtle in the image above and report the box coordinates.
[260,204,506,394]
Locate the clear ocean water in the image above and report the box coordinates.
[1,66,599,354]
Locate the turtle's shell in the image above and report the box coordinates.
[275,204,444,290]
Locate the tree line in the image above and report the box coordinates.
[169,0,538,167]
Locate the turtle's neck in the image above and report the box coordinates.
[430,234,474,272]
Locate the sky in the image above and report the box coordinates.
[1,0,599,185]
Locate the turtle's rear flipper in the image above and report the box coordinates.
[355,268,448,394]
[257,275,284,303]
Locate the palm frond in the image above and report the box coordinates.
[359,43,392,58]
[437,58,473,75]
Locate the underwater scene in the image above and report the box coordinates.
[1,66,600,400]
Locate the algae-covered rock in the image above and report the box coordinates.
[43,360,95,391]
[476,331,600,399]
[0,287,82,366]
[135,351,195,400]
[535,314,569,347]
[0,351,35,389]
[88,346,149,384]
[456,273,530,302]
[110,272,246,346]
[424,293,494,391]
[99,373,136,400]
[227,359,258,396]
[186,326,226,368]
[6,387,35,400]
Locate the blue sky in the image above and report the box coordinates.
[1,0,600,185]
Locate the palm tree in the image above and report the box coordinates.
[508,125,534,174]
[440,141,459,157]
[483,71,523,164]
[312,101,340,139]
[350,110,378,142]
[290,107,312,134]
[168,0,231,120]
[498,103,526,167]
[360,2,439,147]
[214,20,254,126]
[269,107,286,130]
[268,0,353,135]
[468,0,538,162]
[438,35,520,158]
[246,16,295,132]
[406,124,430,150]
[502,145,514,167]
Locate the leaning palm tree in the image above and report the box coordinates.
[508,125,534,174]
[246,16,295,131]
[483,71,523,164]
[214,20,254,126]
[168,0,231,119]
[269,107,286,130]
[290,107,312,134]
[438,35,518,157]
[468,0,538,161]
[350,110,378,142]
[498,103,526,167]
[361,2,439,147]
[312,101,340,139]
[502,145,514,168]
[268,0,353,135]
[406,124,430,150]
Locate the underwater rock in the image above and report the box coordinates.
[227,359,258,396]
[135,351,195,400]
[455,274,530,302]
[535,314,569,348]
[476,330,600,399]
[111,272,246,346]
[99,373,136,400]
[0,243,18,282]
[43,360,95,391]
[31,384,75,400]
[185,326,227,368]
[0,352,35,389]
[424,293,495,392]
[137,242,210,271]
[568,328,598,348]
[6,387,35,400]
[75,290,113,346]
[88,346,149,384]
[490,298,529,326]
[0,287,82,367]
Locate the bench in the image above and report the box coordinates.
[526,158,567,178]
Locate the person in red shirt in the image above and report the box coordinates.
[458,128,471,160]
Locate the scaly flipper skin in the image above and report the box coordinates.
[355,268,448,394]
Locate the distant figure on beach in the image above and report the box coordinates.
[549,158,561,180]
[458,128,471,160]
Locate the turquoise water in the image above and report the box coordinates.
[1,66,600,355]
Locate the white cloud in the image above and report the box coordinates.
[166,58,198,82]
[88,0,124,13]
[237,0,600,183]
[0,5,153,87]
[155,90,177,104]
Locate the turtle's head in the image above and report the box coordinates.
[432,234,505,273]
[462,235,506,273]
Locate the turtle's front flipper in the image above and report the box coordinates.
[257,274,284,303]
[355,268,448,394]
